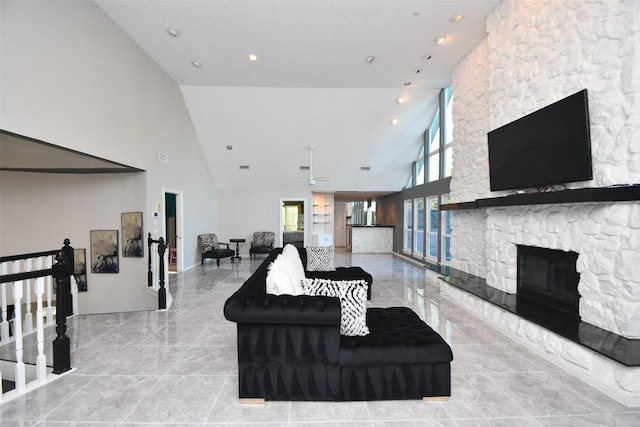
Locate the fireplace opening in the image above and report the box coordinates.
[517,245,580,317]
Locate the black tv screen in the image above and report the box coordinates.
[487,89,593,192]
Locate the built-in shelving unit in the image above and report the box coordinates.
[440,186,640,211]
[312,192,334,246]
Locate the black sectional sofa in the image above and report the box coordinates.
[223,247,453,402]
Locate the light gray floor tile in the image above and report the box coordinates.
[45,375,159,423]
[288,400,371,422]
[366,399,451,421]
[488,372,602,417]
[1,251,634,426]
[124,375,227,423]
[205,376,290,423]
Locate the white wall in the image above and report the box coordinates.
[0,1,217,312]
[217,189,313,258]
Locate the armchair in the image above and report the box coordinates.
[198,234,235,266]
[249,231,275,259]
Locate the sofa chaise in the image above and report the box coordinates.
[223,247,453,402]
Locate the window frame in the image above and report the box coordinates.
[403,199,413,253]
[426,196,439,261]
[441,193,452,264]
[413,197,425,257]
[401,84,454,265]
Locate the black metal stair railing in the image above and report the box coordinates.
[147,233,167,310]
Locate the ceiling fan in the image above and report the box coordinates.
[304,145,329,185]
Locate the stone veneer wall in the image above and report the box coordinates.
[449,38,490,279]
[449,0,640,339]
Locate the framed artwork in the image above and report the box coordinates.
[74,248,88,292]
[90,230,119,273]
[121,211,144,257]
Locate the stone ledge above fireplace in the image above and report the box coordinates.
[438,266,640,367]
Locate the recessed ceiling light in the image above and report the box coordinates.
[403,81,412,86]
[226,145,233,150]
[397,96,405,104]
[365,55,376,64]
[248,54,258,62]
[391,118,399,126]
[451,14,463,23]
[435,36,446,45]
[423,54,433,61]
[191,61,202,68]
[167,28,180,38]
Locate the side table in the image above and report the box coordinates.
[230,238,245,261]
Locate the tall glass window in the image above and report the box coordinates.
[401,84,454,265]
[403,200,412,252]
[427,197,439,259]
[441,194,452,263]
[413,198,425,256]
[443,86,454,177]
[416,146,425,186]
[427,111,440,182]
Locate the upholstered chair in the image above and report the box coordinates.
[198,234,235,266]
[249,231,275,259]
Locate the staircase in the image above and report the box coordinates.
[0,240,74,403]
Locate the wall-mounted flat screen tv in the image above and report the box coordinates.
[487,89,592,192]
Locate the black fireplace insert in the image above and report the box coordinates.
[517,245,580,317]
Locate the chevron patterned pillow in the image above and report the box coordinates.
[302,278,369,336]
[305,246,336,271]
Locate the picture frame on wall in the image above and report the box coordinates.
[121,211,144,257]
[74,248,88,292]
[90,230,119,273]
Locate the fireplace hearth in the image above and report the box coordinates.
[517,245,580,317]
[438,266,640,367]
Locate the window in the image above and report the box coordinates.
[416,146,425,186]
[427,111,440,182]
[413,198,425,256]
[443,86,454,177]
[403,200,412,252]
[401,84,454,265]
[441,194,452,263]
[427,197,439,259]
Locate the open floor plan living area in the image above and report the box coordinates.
[1,251,639,426]
[2,0,640,424]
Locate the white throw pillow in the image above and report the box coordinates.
[306,246,336,271]
[282,244,305,295]
[302,278,369,336]
[266,255,300,295]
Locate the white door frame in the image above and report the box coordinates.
[162,187,184,272]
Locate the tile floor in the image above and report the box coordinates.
[1,250,639,426]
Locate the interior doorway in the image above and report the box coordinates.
[279,198,306,248]
[163,189,183,273]
[334,203,347,247]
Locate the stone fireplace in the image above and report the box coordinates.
[443,0,640,405]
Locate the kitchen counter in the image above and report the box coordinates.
[347,225,393,253]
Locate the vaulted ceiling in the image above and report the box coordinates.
[3,1,501,197]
